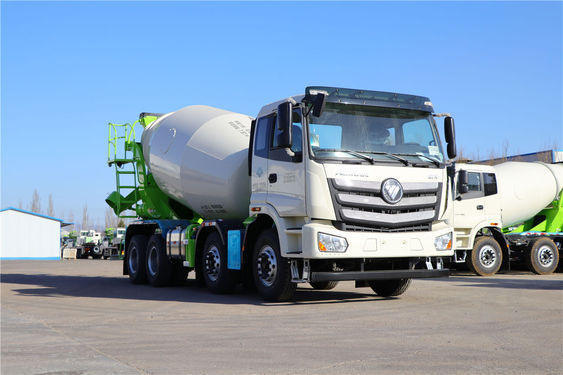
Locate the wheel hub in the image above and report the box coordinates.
[148,246,158,276]
[479,245,497,267]
[537,245,554,266]
[257,246,277,287]
[204,246,221,281]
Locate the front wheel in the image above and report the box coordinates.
[309,281,339,290]
[369,279,411,297]
[527,237,559,275]
[202,232,236,294]
[467,236,502,276]
[253,229,296,302]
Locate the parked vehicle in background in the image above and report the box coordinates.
[452,162,562,276]
[100,227,126,259]
[76,230,102,259]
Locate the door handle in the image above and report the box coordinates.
[268,173,277,183]
[476,205,483,210]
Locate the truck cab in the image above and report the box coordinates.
[246,86,457,297]
[452,163,504,275]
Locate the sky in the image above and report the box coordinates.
[1,1,562,228]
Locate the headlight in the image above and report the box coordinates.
[434,233,452,250]
[318,233,348,253]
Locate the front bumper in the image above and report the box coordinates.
[311,268,450,282]
[300,221,453,259]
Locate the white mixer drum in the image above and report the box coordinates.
[142,105,253,219]
[495,161,562,227]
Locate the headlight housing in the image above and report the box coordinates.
[434,232,452,250]
[318,232,348,253]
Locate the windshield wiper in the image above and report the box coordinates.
[396,153,441,167]
[361,151,409,166]
[315,149,411,166]
[315,149,375,164]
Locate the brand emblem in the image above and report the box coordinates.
[381,178,403,204]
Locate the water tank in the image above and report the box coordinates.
[141,105,253,219]
[495,162,563,227]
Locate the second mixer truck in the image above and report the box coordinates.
[452,161,562,276]
[106,86,458,301]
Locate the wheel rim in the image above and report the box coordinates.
[479,245,497,268]
[537,245,555,267]
[129,247,138,274]
[257,245,277,287]
[148,246,158,276]
[204,246,221,282]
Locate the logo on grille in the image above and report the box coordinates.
[381,178,403,204]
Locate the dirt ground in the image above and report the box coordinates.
[1,259,562,375]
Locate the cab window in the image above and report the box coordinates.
[484,173,497,196]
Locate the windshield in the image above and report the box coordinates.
[308,103,444,164]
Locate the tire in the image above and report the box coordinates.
[202,232,236,294]
[309,281,339,290]
[369,279,411,297]
[146,234,172,286]
[467,236,502,276]
[253,229,296,302]
[127,234,148,284]
[527,237,559,275]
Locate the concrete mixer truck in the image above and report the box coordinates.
[452,162,562,276]
[106,86,458,301]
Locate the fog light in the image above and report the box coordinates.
[318,232,348,253]
[434,233,452,250]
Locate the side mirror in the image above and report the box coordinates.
[458,169,469,194]
[444,117,457,159]
[276,102,292,148]
[312,93,326,117]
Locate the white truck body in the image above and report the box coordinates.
[123,86,459,301]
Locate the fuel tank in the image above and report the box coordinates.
[495,161,563,227]
[141,105,253,219]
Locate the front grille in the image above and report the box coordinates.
[333,221,432,232]
[329,178,442,231]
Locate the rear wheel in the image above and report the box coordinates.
[527,237,559,275]
[369,279,411,297]
[202,232,236,294]
[253,229,296,301]
[146,234,172,286]
[467,236,502,276]
[128,234,148,284]
[309,281,339,290]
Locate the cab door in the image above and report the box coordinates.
[266,107,306,217]
[454,170,486,230]
[250,116,274,205]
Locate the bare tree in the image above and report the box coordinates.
[30,189,41,213]
[105,207,118,228]
[18,199,23,209]
[82,204,89,230]
[47,194,54,217]
[501,139,510,161]
[68,211,75,231]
